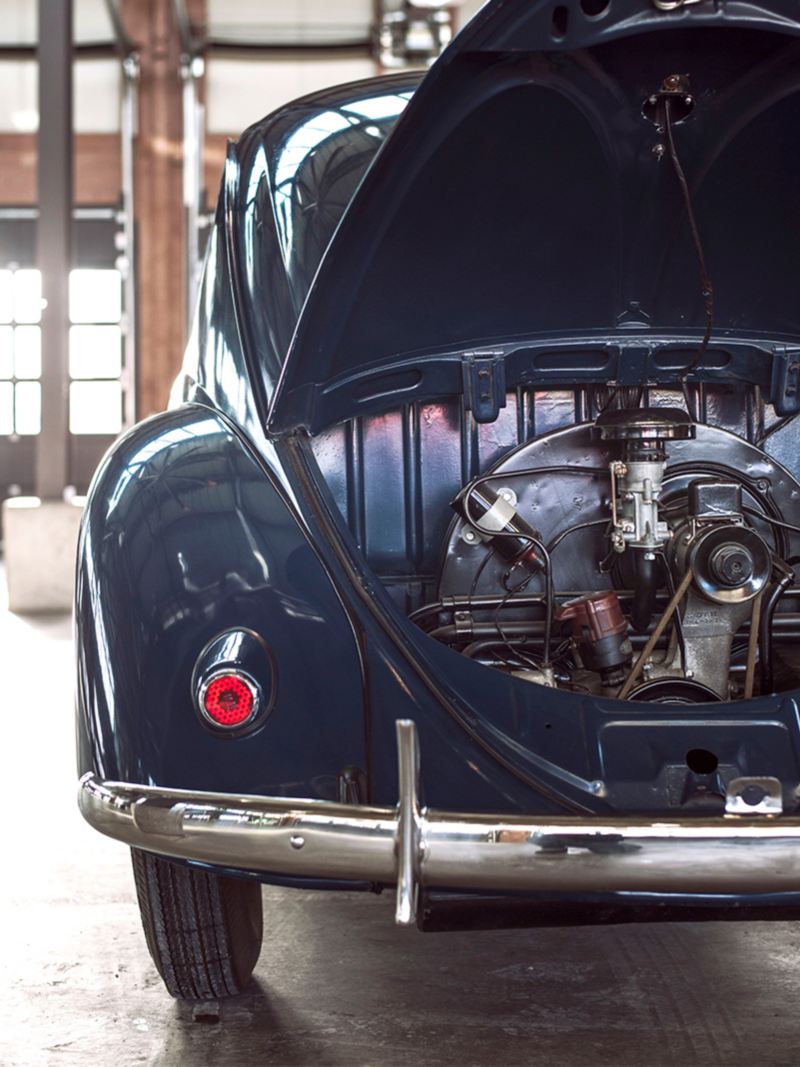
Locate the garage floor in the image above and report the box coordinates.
[5,599,800,1067]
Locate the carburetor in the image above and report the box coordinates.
[595,407,695,553]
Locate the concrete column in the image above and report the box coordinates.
[3,0,84,615]
[36,0,72,500]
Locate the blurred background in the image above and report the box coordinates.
[0,0,481,526]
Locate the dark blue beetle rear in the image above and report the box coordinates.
[76,0,800,999]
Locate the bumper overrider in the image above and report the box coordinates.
[78,720,800,925]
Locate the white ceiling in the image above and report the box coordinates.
[0,0,116,45]
[206,0,375,45]
[206,54,378,133]
[0,0,487,135]
[205,1,485,44]
[458,0,485,23]
[0,0,486,49]
[205,2,487,134]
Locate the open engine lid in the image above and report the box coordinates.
[267,0,800,434]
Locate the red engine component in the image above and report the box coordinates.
[556,592,632,681]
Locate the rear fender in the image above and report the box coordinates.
[75,404,366,799]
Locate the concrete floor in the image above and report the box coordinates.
[5,602,800,1066]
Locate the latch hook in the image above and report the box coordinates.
[652,0,705,11]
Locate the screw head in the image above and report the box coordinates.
[710,543,754,588]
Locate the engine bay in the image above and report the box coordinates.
[413,402,800,705]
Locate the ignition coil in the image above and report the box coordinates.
[452,482,544,570]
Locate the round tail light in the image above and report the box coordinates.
[199,671,260,729]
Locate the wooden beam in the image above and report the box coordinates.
[204,132,228,211]
[119,0,184,418]
[0,133,122,206]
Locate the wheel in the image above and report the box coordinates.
[131,848,263,1000]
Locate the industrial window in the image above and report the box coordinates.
[0,269,42,435]
[69,268,123,435]
[0,58,121,133]
[0,265,123,439]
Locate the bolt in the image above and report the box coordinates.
[710,543,753,587]
[652,143,666,160]
[739,784,767,807]
[463,528,476,543]
[290,835,305,850]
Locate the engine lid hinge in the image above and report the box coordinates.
[462,351,506,424]
[771,346,800,416]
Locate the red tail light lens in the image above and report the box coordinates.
[200,671,259,728]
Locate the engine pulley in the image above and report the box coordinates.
[682,524,771,604]
[627,678,721,704]
[669,479,772,604]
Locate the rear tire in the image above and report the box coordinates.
[131,848,263,1000]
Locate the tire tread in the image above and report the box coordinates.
[131,848,262,1000]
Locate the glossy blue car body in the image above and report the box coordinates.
[77,0,800,919]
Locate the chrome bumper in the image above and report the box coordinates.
[79,720,800,926]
